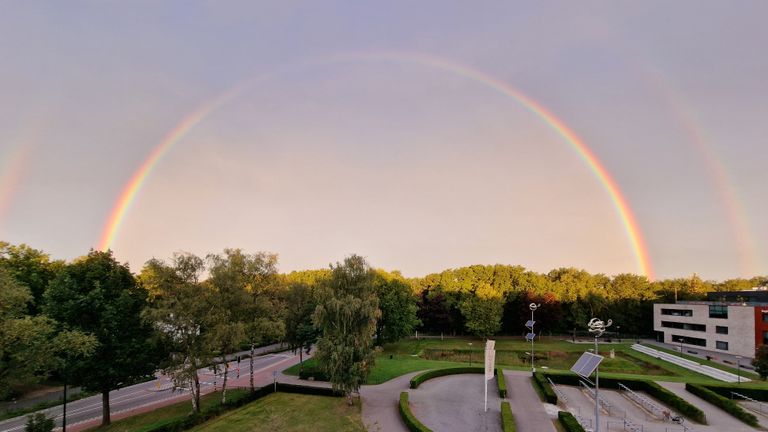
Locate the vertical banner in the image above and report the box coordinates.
[484,339,495,412]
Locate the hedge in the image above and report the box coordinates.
[500,401,516,432]
[557,411,585,432]
[532,372,557,404]
[298,364,329,382]
[398,392,432,432]
[686,383,758,427]
[409,367,486,389]
[497,369,507,398]
[701,383,768,401]
[543,372,707,424]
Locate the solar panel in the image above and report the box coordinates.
[525,320,535,329]
[570,352,604,378]
[525,332,536,341]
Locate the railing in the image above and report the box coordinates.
[578,379,625,418]
[731,391,768,415]
[547,377,569,406]
[618,383,667,419]
[631,344,749,383]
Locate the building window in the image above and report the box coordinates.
[708,304,728,319]
[762,313,768,323]
[661,308,693,317]
[671,334,707,347]
[763,331,768,345]
[716,341,729,351]
[661,321,706,332]
[716,326,728,334]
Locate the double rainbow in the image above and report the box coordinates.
[97,52,654,279]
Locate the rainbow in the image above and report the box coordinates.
[643,67,759,277]
[0,142,32,232]
[98,52,654,279]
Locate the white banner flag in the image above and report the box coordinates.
[484,339,496,379]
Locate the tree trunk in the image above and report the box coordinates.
[191,374,201,414]
[221,357,229,405]
[249,344,255,391]
[101,390,111,426]
[299,348,304,374]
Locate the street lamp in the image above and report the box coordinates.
[588,317,613,432]
[527,303,541,372]
[736,355,742,384]
[468,342,473,366]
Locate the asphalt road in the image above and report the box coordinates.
[0,346,293,432]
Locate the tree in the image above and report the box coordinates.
[284,282,319,374]
[44,250,157,426]
[206,249,284,401]
[0,268,96,399]
[0,242,60,315]
[459,283,503,338]
[373,270,419,345]
[753,345,768,380]
[142,253,213,414]
[416,289,453,334]
[24,413,55,432]
[313,255,380,404]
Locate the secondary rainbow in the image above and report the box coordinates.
[98,51,654,279]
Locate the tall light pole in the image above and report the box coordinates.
[468,342,473,366]
[588,317,612,432]
[736,355,742,384]
[527,303,541,372]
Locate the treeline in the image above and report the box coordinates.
[411,265,768,338]
[2,241,767,426]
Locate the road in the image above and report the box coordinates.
[0,345,297,432]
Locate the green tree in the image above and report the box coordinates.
[373,270,419,345]
[753,345,768,380]
[44,250,157,426]
[0,268,96,399]
[24,413,55,432]
[313,255,380,404]
[0,242,61,315]
[142,253,212,414]
[459,283,503,338]
[284,282,319,373]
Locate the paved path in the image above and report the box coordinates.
[359,373,416,432]
[656,381,756,431]
[409,374,501,432]
[504,371,556,432]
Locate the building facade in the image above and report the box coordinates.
[653,291,768,359]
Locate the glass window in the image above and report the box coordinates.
[671,334,707,347]
[709,305,728,319]
[762,313,768,323]
[716,341,729,351]
[661,308,693,317]
[716,326,728,334]
[661,321,705,331]
[763,331,768,345]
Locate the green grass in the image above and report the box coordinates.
[188,392,364,432]
[89,390,248,432]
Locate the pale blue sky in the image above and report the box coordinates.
[1,1,766,280]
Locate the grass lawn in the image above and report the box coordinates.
[89,390,248,432]
[188,392,365,432]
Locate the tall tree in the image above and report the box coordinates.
[313,255,380,404]
[284,282,319,373]
[44,250,156,426]
[0,242,60,315]
[460,283,503,338]
[142,253,213,414]
[373,270,419,345]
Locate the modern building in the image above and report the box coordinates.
[653,289,768,359]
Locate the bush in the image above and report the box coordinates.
[557,411,585,432]
[532,372,557,404]
[409,367,485,389]
[497,368,507,398]
[277,382,342,397]
[542,372,707,424]
[25,413,55,432]
[398,392,432,432]
[298,364,329,381]
[702,384,768,401]
[686,383,758,427]
[500,401,516,432]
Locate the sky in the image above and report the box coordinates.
[1,1,766,281]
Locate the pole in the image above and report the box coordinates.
[484,375,488,412]
[531,308,535,373]
[737,357,741,384]
[594,336,600,432]
[62,376,67,432]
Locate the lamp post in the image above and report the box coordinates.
[736,355,742,384]
[468,342,473,366]
[528,303,540,372]
[588,317,612,432]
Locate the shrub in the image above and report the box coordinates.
[497,368,507,398]
[25,413,55,432]
[686,383,758,427]
[557,411,585,432]
[500,401,516,432]
[398,392,432,432]
[532,372,557,404]
[298,364,329,381]
[702,384,768,401]
[409,367,485,389]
